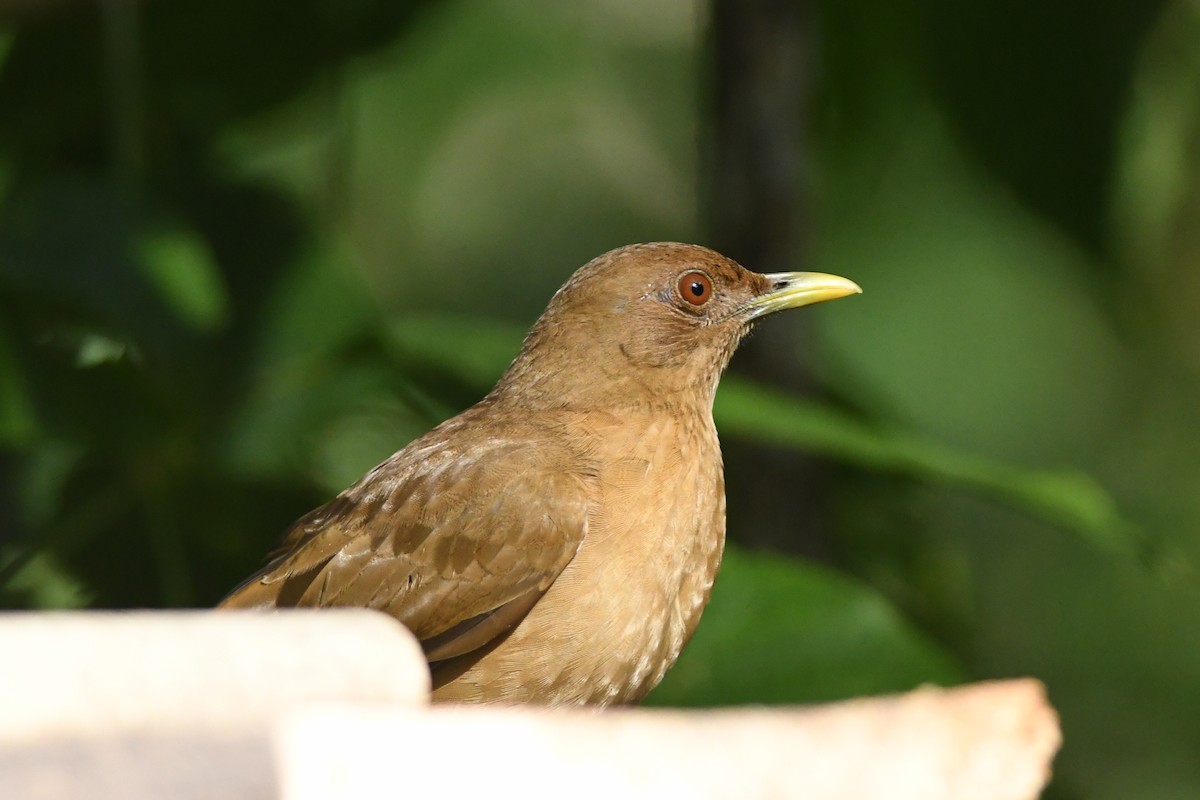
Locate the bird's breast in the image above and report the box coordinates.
[439,407,726,705]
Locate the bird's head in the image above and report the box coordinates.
[496,243,860,409]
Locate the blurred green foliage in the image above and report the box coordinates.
[2,0,1200,797]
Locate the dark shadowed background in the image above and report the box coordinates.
[1,1,1198,797]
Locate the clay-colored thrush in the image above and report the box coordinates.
[220,243,860,705]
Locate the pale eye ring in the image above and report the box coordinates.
[678,271,713,306]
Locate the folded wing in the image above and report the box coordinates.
[219,436,591,670]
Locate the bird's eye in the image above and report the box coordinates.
[677,271,713,307]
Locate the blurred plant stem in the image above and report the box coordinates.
[708,0,833,558]
[101,0,145,190]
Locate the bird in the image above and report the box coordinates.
[219,242,860,706]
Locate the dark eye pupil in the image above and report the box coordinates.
[689,281,705,297]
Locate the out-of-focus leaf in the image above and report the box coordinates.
[0,326,34,445]
[816,108,1126,466]
[714,377,1135,554]
[387,316,1134,552]
[0,2,432,162]
[18,441,87,530]
[1112,0,1200,275]
[917,0,1161,250]
[136,228,230,332]
[647,545,964,706]
[225,356,398,485]
[250,246,376,361]
[311,404,428,493]
[74,332,133,368]
[386,315,521,388]
[0,549,92,610]
[220,249,392,484]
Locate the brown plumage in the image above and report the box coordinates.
[219,242,860,705]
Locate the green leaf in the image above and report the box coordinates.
[1,549,92,610]
[646,546,965,706]
[1111,0,1200,274]
[714,377,1135,553]
[220,249,406,486]
[386,315,521,388]
[74,332,132,367]
[0,326,35,445]
[136,227,230,332]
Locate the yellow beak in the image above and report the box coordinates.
[741,272,862,320]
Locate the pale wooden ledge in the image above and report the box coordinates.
[0,609,431,742]
[0,611,1059,799]
[280,680,1059,800]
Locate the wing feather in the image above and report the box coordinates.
[220,433,591,664]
